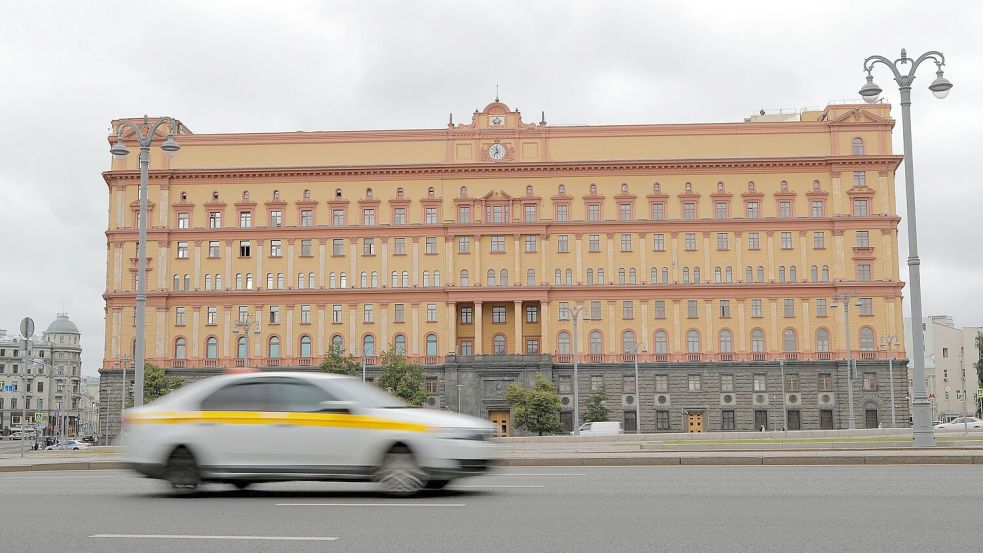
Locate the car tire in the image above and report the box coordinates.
[230,480,251,490]
[424,480,450,490]
[164,447,200,491]
[375,446,425,496]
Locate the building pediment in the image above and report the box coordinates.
[827,108,888,125]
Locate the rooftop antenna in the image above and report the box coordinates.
[540,111,546,125]
[449,113,454,127]
[495,84,499,102]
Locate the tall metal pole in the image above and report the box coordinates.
[134,145,149,406]
[861,49,950,446]
[20,339,29,457]
[572,306,587,436]
[835,293,857,430]
[632,342,642,434]
[880,336,898,427]
[960,353,968,435]
[457,383,463,413]
[780,358,788,437]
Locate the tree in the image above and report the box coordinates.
[582,384,609,424]
[376,349,427,406]
[505,373,563,436]
[319,345,361,377]
[127,363,183,407]
[975,331,983,389]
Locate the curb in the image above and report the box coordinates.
[0,461,124,473]
[501,455,983,467]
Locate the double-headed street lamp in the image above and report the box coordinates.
[110,116,182,407]
[859,49,951,446]
[831,292,862,430]
[232,313,261,365]
[628,340,646,434]
[879,335,899,427]
[570,305,590,436]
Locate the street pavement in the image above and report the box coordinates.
[1,465,981,552]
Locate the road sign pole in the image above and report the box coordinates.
[19,317,34,458]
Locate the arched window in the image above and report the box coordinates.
[460,186,468,197]
[661,268,669,284]
[589,183,598,195]
[859,327,876,351]
[725,266,733,283]
[215,274,222,289]
[212,191,219,200]
[427,187,435,197]
[526,185,534,196]
[650,267,658,284]
[206,337,218,359]
[756,266,764,283]
[460,270,469,287]
[204,274,212,291]
[783,329,798,352]
[303,189,311,199]
[789,266,797,282]
[778,266,786,283]
[780,180,789,192]
[682,267,690,284]
[554,269,563,285]
[717,181,725,192]
[329,272,336,289]
[300,336,312,358]
[277,273,284,289]
[565,268,573,285]
[687,330,701,353]
[298,273,305,289]
[401,271,409,287]
[618,268,626,284]
[558,184,566,195]
[487,270,496,286]
[391,271,399,287]
[339,272,347,288]
[500,269,508,286]
[267,273,274,289]
[362,272,370,288]
[298,271,307,288]
[237,336,247,359]
[748,181,756,192]
[685,182,693,192]
[268,336,280,358]
[629,268,637,284]
[394,334,407,354]
[813,179,821,192]
[273,189,280,199]
[396,187,404,197]
[621,183,629,193]
[335,188,342,198]
[816,328,831,352]
[597,268,604,285]
[243,190,250,200]
[245,273,253,289]
[174,338,186,359]
[585,268,592,285]
[589,331,603,354]
[527,269,536,286]
[433,271,440,287]
[331,334,344,352]
[653,182,661,193]
[751,329,766,353]
[811,266,819,282]
[557,331,571,355]
[693,267,701,284]
[654,330,668,354]
[852,137,865,155]
[363,335,375,356]
[714,267,722,283]
[719,329,733,353]
[493,334,507,354]
[183,274,191,291]
[821,266,830,282]
[745,266,753,283]
[365,188,373,198]
[622,330,637,354]
[371,271,379,288]
[422,271,430,287]
[426,334,438,356]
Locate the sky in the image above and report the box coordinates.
[0,1,980,376]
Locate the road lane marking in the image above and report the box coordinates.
[0,475,117,480]
[277,503,465,507]
[90,534,338,541]
[452,485,544,488]
[497,473,586,476]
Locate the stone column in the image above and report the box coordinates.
[474,301,484,355]
[514,300,523,354]
[541,300,551,354]
[447,301,457,354]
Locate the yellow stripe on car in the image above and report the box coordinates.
[126,411,430,433]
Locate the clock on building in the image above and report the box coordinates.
[488,143,506,160]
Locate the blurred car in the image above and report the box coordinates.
[80,436,99,444]
[933,417,983,430]
[123,372,499,495]
[10,431,37,441]
[572,421,623,436]
[45,439,91,450]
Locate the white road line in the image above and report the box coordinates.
[90,534,338,541]
[277,503,465,507]
[452,484,544,488]
[0,475,117,480]
[497,473,586,476]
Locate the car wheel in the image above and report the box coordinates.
[230,480,251,490]
[73,448,79,450]
[165,447,200,491]
[375,446,425,496]
[424,480,450,490]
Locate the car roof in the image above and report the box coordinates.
[135,371,357,409]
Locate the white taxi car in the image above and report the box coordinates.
[123,372,499,494]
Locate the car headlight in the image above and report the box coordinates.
[436,427,491,440]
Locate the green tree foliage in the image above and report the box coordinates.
[505,373,563,436]
[319,345,361,377]
[976,331,983,388]
[127,363,183,407]
[376,349,427,406]
[582,383,609,423]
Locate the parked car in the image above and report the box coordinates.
[933,417,983,430]
[45,439,91,451]
[80,436,98,444]
[123,372,500,495]
[10,431,37,441]
[572,421,623,436]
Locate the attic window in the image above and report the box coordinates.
[780,181,789,192]
[397,187,404,197]
[303,189,311,199]
[460,186,468,197]
[653,182,661,193]
[589,184,597,195]
[180,191,188,201]
[366,188,373,198]
[335,188,342,198]
[526,185,533,196]
[621,183,629,193]
[813,180,821,192]
[717,182,725,192]
[273,190,280,199]
[684,182,692,192]
[748,182,756,192]
[212,191,219,200]
[427,187,435,197]
[558,184,566,195]
[242,190,249,200]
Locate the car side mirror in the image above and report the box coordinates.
[317,400,354,414]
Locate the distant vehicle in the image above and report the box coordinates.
[80,436,98,444]
[123,372,500,495]
[45,439,90,450]
[933,417,983,431]
[573,421,623,436]
[10,431,37,441]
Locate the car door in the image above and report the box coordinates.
[196,379,273,472]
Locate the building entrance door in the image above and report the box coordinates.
[489,410,511,437]
[687,412,704,433]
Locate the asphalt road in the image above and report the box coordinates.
[1,465,981,553]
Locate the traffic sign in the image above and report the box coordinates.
[2,385,14,392]
[34,422,42,430]
[20,317,34,339]
[34,412,43,423]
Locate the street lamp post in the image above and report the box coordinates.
[232,314,262,367]
[859,49,951,446]
[571,305,590,436]
[630,340,646,434]
[880,336,899,427]
[959,352,968,435]
[779,358,788,438]
[117,355,131,439]
[832,293,862,430]
[457,383,463,414]
[110,116,181,407]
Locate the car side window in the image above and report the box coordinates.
[267,380,335,412]
[200,382,269,411]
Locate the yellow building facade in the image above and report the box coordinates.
[100,100,909,434]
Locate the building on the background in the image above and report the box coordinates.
[80,375,100,439]
[0,314,83,436]
[904,316,983,422]
[100,100,910,435]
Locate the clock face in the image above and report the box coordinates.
[488,143,506,160]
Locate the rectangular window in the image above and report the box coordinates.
[747,232,760,250]
[656,410,670,431]
[176,241,189,258]
[526,339,539,354]
[856,230,870,248]
[239,306,249,322]
[361,208,375,226]
[460,306,473,324]
[853,199,869,216]
[239,240,251,257]
[590,301,602,320]
[722,410,735,431]
[853,171,866,187]
[524,235,537,253]
[684,233,696,251]
[270,240,282,257]
[269,305,280,324]
[620,233,632,252]
[332,239,344,256]
[270,210,283,227]
[623,375,637,394]
[457,236,470,254]
[208,240,220,258]
[425,207,438,224]
[651,203,665,220]
[780,232,793,249]
[427,303,437,322]
[492,306,507,323]
[858,297,873,316]
[720,374,735,392]
[784,298,795,317]
[558,302,570,321]
[587,204,600,221]
[688,374,701,391]
[490,236,505,253]
[816,299,828,317]
[813,232,825,249]
[206,306,217,325]
[590,375,603,392]
[300,304,311,324]
[175,307,186,326]
[687,299,698,318]
[301,209,313,227]
[557,235,569,253]
[300,239,312,257]
[750,299,762,318]
[332,208,345,226]
[716,233,729,250]
[394,304,405,323]
[784,373,800,392]
[239,211,252,228]
[555,204,569,222]
[457,206,470,223]
[559,376,573,394]
[619,204,632,221]
[524,205,537,222]
[332,304,342,324]
[654,300,666,319]
[683,202,696,220]
[653,233,665,251]
[622,301,634,320]
[719,300,731,318]
[863,372,878,391]
[811,200,824,218]
[526,305,538,323]
[778,200,792,218]
[363,304,374,323]
[746,201,759,218]
[426,237,438,254]
[488,205,506,223]
[393,207,407,225]
[857,264,872,281]
[209,211,222,228]
[588,234,600,252]
[819,373,833,391]
[425,377,439,395]
[753,373,767,392]
[177,212,190,229]
[715,202,728,219]
[363,238,375,255]
[459,340,473,356]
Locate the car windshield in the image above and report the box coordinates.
[325,378,410,408]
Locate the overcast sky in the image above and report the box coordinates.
[1,1,980,376]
